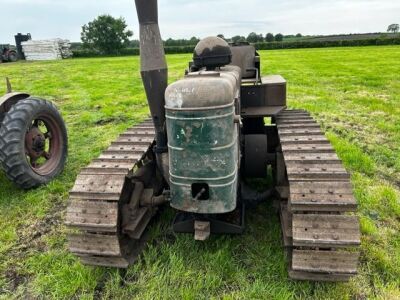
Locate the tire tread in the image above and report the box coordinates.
[0,97,67,189]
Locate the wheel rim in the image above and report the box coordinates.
[25,114,63,176]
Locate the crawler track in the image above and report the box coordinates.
[65,120,155,267]
[276,110,361,281]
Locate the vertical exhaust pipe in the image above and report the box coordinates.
[134,0,170,183]
[134,0,168,153]
[6,77,12,93]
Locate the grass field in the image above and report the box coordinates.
[0,46,399,299]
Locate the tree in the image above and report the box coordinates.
[247,32,264,43]
[217,34,225,40]
[81,15,133,54]
[275,33,283,42]
[247,32,258,43]
[128,40,140,48]
[189,37,200,45]
[296,33,303,38]
[387,24,399,33]
[265,33,274,42]
[231,35,246,43]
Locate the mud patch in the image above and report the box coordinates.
[95,116,127,125]
[4,200,66,292]
[16,201,66,253]
[3,268,28,293]
[93,273,109,300]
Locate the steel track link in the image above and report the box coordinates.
[276,110,361,281]
[66,120,155,268]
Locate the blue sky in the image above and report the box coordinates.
[0,0,399,44]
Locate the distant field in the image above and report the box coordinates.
[0,46,399,299]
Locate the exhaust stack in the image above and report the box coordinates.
[134,0,168,153]
[6,77,12,93]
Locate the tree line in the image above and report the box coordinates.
[162,32,295,46]
[79,15,399,55]
[79,14,299,54]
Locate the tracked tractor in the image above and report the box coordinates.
[1,46,18,63]
[0,79,68,189]
[66,0,361,281]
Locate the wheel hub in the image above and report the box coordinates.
[26,126,46,159]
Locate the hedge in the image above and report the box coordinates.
[72,37,400,58]
[72,48,139,58]
[72,46,195,58]
[254,37,400,50]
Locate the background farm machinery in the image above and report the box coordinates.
[1,33,31,63]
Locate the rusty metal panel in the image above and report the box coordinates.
[280,135,329,145]
[80,256,129,268]
[107,144,150,152]
[194,221,211,241]
[275,152,288,187]
[99,152,143,161]
[114,136,154,144]
[81,158,138,174]
[276,116,313,121]
[282,144,335,154]
[278,128,323,136]
[241,75,287,108]
[71,174,125,192]
[279,202,293,247]
[277,124,321,130]
[288,270,352,282]
[68,233,122,256]
[290,194,357,212]
[230,44,257,78]
[277,119,317,125]
[290,193,357,212]
[277,110,360,281]
[69,174,125,200]
[277,112,310,117]
[125,129,155,135]
[66,200,118,232]
[289,181,357,212]
[123,207,154,240]
[283,153,340,164]
[292,250,359,274]
[279,109,308,114]
[292,214,361,248]
[241,106,286,117]
[108,138,152,150]
[120,132,156,138]
[125,125,154,129]
[290,199,357,212]
[286,163,350,181]
[92,158,138,164]
[65,119,155,268]
[289,181,353,193]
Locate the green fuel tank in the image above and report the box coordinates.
[165,70,239,214]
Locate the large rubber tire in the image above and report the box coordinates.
[0,97,68,189]
[8,51,18,62]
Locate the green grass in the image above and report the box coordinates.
[0,46,399,299]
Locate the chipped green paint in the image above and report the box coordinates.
[166,105,238,214]
[165,71,239,214]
